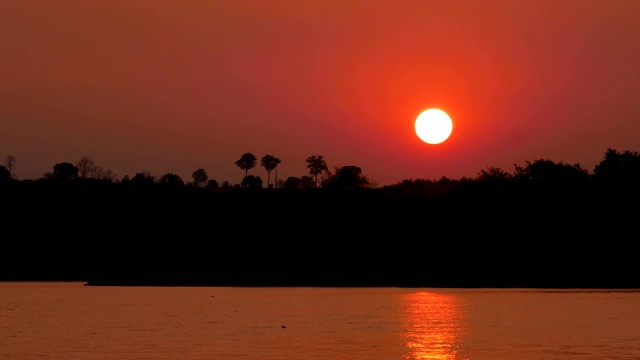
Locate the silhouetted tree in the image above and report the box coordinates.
[300,175,315,189]
[321,165,369,189]
[261,154,281,188]
[0,165,10,182]
[365,178,379,189]
[192,168,208,187]
[513,159,589,184]
[593,148,640,183]
[235,153,257,178]
[97,168,118,182]
[283,176,301,190]
[159,173,185,189]
[52,162,79,181]
[131,171,154,182]
[476,166,511,182]
[91,166,104,179]
[76,156,95,179]
[126,171,156,188]
[241,175,263,189]
[206,179,219,189]
[305,155,328,188]
[4,155,16,179]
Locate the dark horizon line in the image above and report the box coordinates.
[2,147,639,187]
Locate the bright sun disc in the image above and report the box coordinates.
[415,108,453,144]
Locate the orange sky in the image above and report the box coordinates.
[2,0,640,186]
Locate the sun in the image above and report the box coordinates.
[415,108,453,144]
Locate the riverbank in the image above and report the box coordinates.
[3,180,638,288]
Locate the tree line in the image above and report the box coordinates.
[2,147,640,287]
[1,148,639,194]
[0,152,371,190]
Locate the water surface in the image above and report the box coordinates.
[1,282,639,359]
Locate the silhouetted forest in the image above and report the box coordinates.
[1,148,639,288]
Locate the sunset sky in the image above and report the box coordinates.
[2,0,639,186]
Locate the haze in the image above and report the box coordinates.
[2,0,639,186]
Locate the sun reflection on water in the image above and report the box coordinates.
[400,291,465,360]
